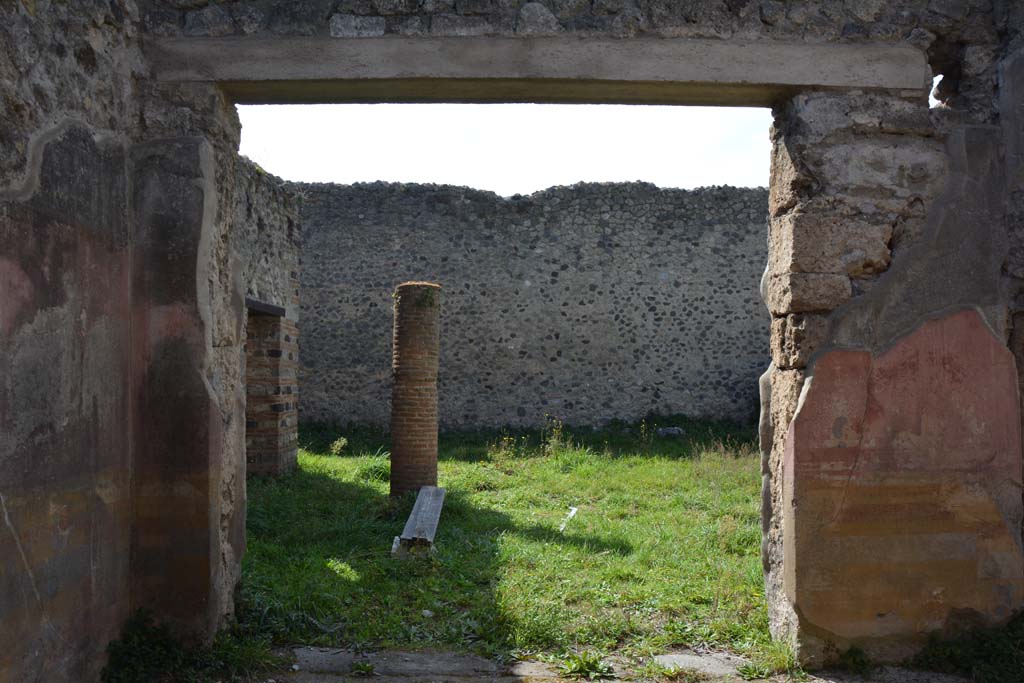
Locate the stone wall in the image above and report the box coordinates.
[299,182,769,428]
[233,157,301,319]
[0,4,144,681]
[233,157,301,475]
[0,5,298,679]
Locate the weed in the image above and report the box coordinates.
[639,419,652,445]
[741,640,805,680]
[559,650,615,679]
[542,415,570,456]
[635,661,708,682]
[355,449,391,482]
[350,660,375,676]
[736,662,772,680]
[329,436,349,456]
[101,610,282,683]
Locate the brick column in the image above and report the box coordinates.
[245,313,299,475]
[390,282,441,496]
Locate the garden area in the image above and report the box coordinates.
[237,416,794,677]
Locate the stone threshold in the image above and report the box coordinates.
[274,647,971,683]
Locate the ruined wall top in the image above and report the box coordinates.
[137,1,1023,122]
[233,156,302,319]
[140,0,1000,46]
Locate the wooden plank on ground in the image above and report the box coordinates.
[392,486,446,557]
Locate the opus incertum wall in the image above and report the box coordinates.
[299,182,769,428]
[5,1,1024,678]
[234,157,302,476]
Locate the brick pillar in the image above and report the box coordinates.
[245,313,299,475]
[390,282,441,496]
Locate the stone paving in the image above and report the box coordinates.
[272,647,971,683]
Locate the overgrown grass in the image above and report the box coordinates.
[241,416,790,674]
[103,416,800,681]
[100,611,283,683]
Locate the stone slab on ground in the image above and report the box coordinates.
[292,648,354,674]
[284,648,971,683]
[654,650,747,677]
[288,647,560,682]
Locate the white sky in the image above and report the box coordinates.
[237,103,773,196]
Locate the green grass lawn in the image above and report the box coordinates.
[239,417,795,674]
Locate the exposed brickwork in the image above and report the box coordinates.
[245,314,299,475]
[390,282,442,496]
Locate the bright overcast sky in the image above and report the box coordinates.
[238,104,773,197]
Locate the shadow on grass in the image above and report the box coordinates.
[299,413,756,464]
[240,462,632,658]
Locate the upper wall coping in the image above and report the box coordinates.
[147,36,930,106]
[295,180,769,202]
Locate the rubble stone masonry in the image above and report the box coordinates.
[299,182,769,428]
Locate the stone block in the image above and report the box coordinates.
[768,135,813,217]
[184,5,235,37]
[144,9,185,37]
[785,92,935,143]
[765,272,851,315]
[783,309,1024,664]
[455,0,495,14]
[809,137,947,202]
[549,0,592,20]
[268,0,336,35]
[430,13,492,35]
[770,313,829,369]
[372,0,419,14]
[338,0,375,13]
[593,0,630,14]
[231,5,267,34]
[653,652,745,678]
[330,14,387,37]
[421,0,456,11]
[517,3,561,35]
[390,16,427,35]
[769,211,893,277]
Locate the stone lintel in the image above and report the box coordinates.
[147,37,929,106]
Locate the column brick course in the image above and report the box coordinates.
[245,314,299,475]
[390,282,441,496]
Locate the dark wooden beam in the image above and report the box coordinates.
[245,297,286,318]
